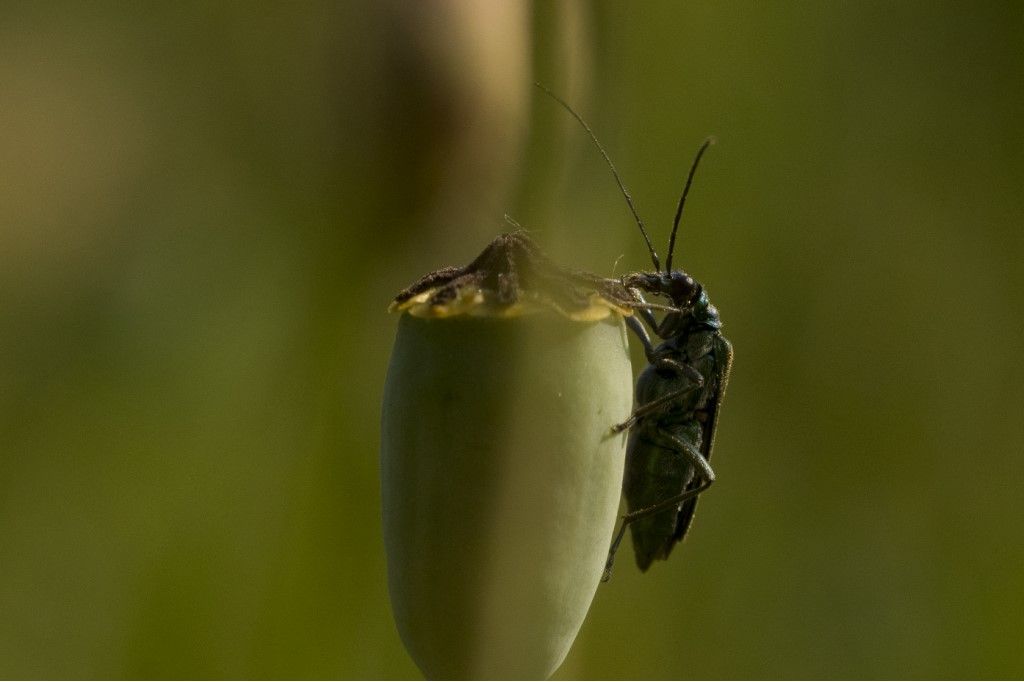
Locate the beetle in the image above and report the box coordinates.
[538,86,733,579]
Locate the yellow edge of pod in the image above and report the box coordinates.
[388,286,633,321]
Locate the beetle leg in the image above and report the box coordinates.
[611,374,702,433]
[655,357,703,383]
[624,315,657,361]
[627,287,660,329]
[603,479,711,581]
[603,432,715,580]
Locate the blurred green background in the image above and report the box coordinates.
[2,1,1023,678]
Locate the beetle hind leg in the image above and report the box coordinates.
[602,431,715,580]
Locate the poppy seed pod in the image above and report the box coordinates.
[381,233,636,679]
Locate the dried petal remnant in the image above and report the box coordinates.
[390,231,636,321]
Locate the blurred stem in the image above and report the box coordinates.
[510,1,593,255]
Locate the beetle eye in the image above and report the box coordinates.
[667,272,696,301]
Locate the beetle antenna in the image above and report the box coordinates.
[666,136,715,273]
[534,82,661,272]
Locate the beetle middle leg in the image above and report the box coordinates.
[612,377,702,434]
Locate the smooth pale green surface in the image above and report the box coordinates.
[381,313,632,679]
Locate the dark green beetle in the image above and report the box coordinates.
[538,86,733,578]
[603,138,733,577]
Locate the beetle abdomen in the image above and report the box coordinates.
[623,420,703,570]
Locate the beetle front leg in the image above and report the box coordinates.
[624,315,657,360]
[627,287,660,330]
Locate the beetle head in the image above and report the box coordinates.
[667,271,701,307]
[624,271,700,309]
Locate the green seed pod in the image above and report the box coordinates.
[381,233,636,679]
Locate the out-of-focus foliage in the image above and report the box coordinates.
[1,1,1022,678]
